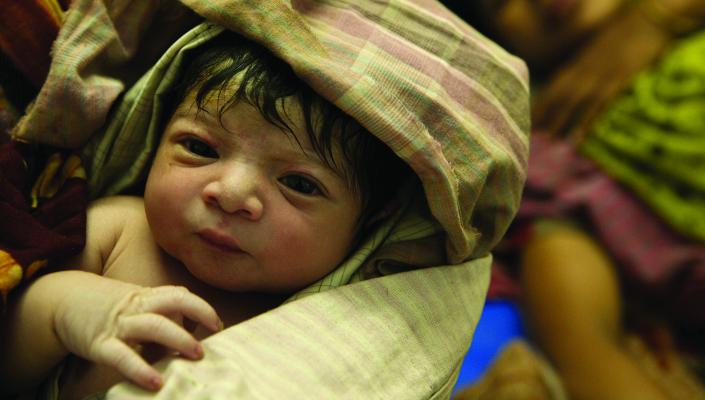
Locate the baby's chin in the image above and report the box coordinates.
[181,261,282,294]
[183,262,250,291]
[179,255,325,294]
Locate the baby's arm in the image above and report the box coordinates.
[0,197,222,394]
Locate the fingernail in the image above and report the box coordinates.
[149,376,162,390]
[212,319,224,331]
[193,344,203,358]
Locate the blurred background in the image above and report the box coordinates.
[439,1,705,399]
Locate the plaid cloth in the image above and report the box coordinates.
[14,0,530,398]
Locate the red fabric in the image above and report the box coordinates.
[0,142,86,305]
[0,1,63,87]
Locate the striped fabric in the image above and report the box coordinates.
[107,258,493,399]
[14,0,530,398]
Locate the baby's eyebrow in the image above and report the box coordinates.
[280,145,338,173]
[170,105,217,125]
[279,142,352,186]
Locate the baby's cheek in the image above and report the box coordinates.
[267,226,311,263]
[145,181,186,240]
[264,225,333,286]
[146,170,193,211]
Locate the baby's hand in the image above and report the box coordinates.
[52,271,223,391]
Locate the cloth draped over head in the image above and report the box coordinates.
[13,0,530,398]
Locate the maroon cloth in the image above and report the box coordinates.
[0,141,86,305]
[0,0,85,307]
[491,134,705,332]
[0,1,64,88]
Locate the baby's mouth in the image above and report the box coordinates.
[197,229,245,254]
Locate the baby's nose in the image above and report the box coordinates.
[201,166,264,220]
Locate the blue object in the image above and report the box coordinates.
[452,299,526,394]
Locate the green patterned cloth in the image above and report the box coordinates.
[14,0,530,398]
[582,30,705,242]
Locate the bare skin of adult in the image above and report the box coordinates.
[520,225,664,399]
[520,224,677,400]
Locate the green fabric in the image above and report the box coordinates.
[582,29,705,242]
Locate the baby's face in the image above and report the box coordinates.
[144,94,362,292]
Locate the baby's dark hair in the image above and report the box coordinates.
[163,30,411,231]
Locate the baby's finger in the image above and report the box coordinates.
[120,313,203,360]
[94,338,163,391]
[141,286,222,331]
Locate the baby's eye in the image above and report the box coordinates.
[279,175,321,196]
[182,138,218,158]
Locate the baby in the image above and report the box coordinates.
[0,31,410,398]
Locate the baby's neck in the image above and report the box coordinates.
[158,254,287,330]
[191,282,287,334]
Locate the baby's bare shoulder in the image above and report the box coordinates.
[89,195,145,216]
[77,196,149,274]
[88,195,150,249]
[88,196,147,238]
[90,196,176,284]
